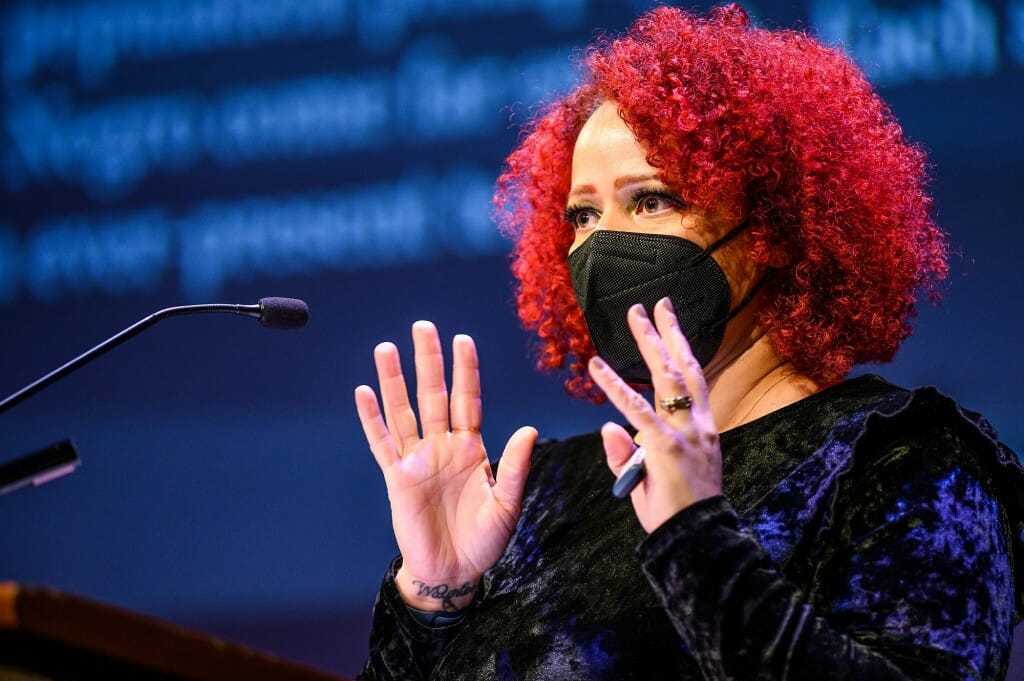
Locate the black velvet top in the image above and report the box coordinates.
[359,376,1024,680]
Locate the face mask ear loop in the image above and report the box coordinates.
[706,219,752,254]
[678,219,760,340]
[687,219,751,267]
[704,273,768,335]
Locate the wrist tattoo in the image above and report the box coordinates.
[411,579,477,612]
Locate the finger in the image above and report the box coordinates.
[354,385,399,469]
[412,320,450,436]
[493,426,538,514]
[588,355,670,438]
[624,304,691,416]
[601,422,636,476]
[450,334,483,430]
[374,341,420,451]
[653,297,709,412]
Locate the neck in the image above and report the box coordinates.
[704,326,819,433]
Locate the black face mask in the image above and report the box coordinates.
[567,223,759,384]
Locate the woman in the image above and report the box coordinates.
[354,5,1024,679]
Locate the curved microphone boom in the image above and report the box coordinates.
[0,297,308,417]
[0,297,307,494]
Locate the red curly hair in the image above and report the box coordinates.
[495,3,947,399]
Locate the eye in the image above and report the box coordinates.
[632,189,683,216]
[564,205,600,231]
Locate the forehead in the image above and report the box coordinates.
[575,102,636,148]
[571,102,657,186]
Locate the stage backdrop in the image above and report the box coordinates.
[1,0,1022,675]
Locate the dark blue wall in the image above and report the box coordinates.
[1,0,1021,675]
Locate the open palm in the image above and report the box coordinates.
[354,321,536,611]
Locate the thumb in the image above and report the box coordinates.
[493,426,538,511]
[601,422,636,476]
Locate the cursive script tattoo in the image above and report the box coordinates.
[411,579,477,612]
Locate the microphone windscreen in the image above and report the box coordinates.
[258,298,309,329]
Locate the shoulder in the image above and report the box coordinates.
[531,429,605,462]
[489,429,606,488]
[491,429,604,467]
[790,374,1018,477]
[800,373,913,432]
[848,379,1022,491]
[816,376,1024,524]
[827,377,1024,618]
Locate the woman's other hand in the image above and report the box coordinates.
[589,298,723,533]
[354,321,537,612]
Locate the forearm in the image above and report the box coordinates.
[638,497,972,681]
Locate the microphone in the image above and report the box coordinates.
[0,297,307,495]
[0,297,308,416]
[247,297,310,330]
[0,439,79,495]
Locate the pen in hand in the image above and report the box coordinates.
[612,446,646,498]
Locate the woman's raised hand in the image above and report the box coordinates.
[588,298,724,534]
[354,321,537,612]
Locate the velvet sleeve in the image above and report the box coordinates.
[636,419,1019,680]
[357,557,463,680]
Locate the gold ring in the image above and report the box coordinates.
[452,426,481,433]
[659,395,692,413]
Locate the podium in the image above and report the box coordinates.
[0,583,352,680]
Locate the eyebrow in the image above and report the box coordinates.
[567,173,662,199]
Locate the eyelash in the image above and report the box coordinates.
[563,204,596,230]
[564,188,684,231]
[630,188,684,213]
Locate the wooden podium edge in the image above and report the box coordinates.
[0,582,18,629]
[0,582,351,681]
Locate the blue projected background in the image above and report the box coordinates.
[1,0,1022,674]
